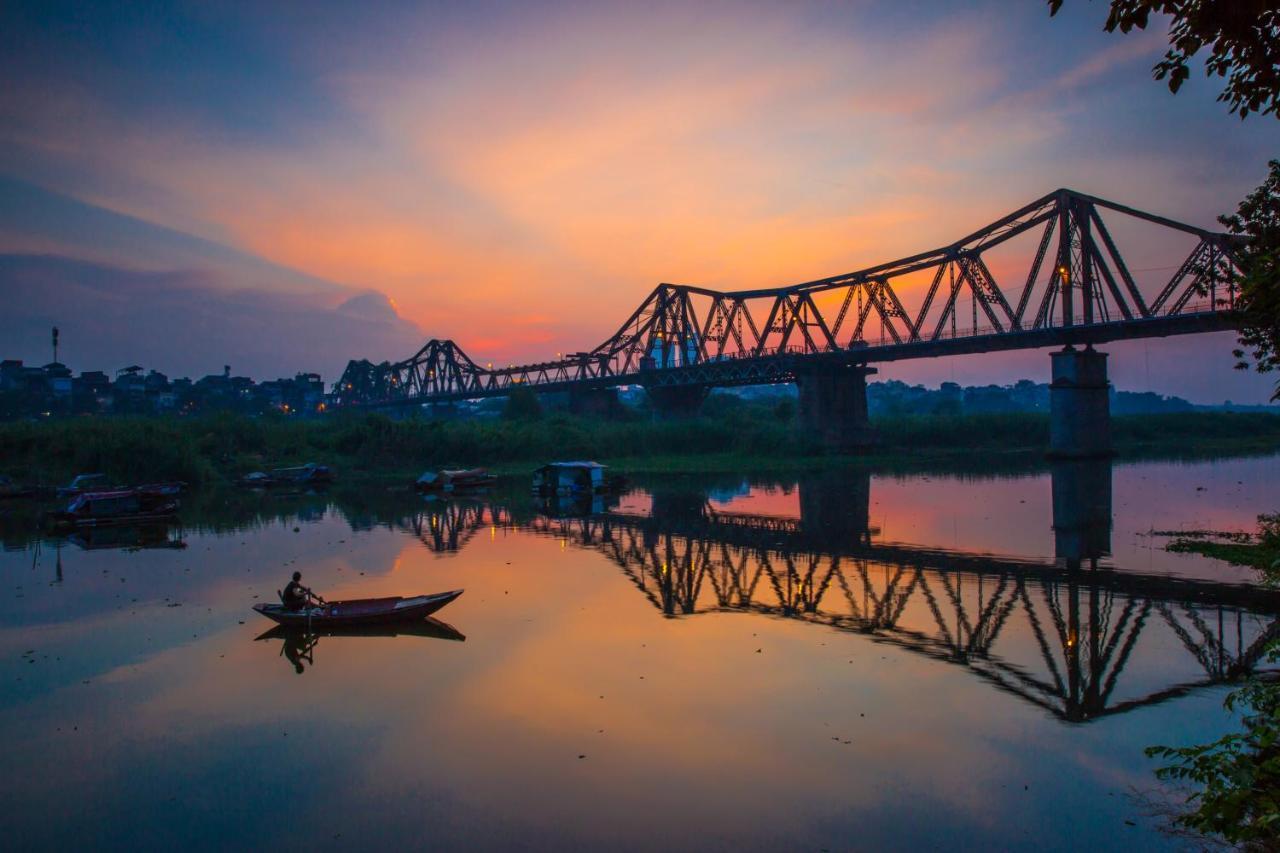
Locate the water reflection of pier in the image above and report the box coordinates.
[399,463,1280,723]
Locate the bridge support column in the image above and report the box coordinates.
[795,364,877,451]
[1049,346,1111,458]
[645,385,709,419]
[569,387,620,418]
[1051,459,1113,570]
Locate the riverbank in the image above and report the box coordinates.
[0,409,1278,485]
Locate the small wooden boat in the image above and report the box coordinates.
[416,468,497,493]
[56,473,117,497]
[45,488,179,528]
[238,463,334,489]
[252,589,463,627]
[134,481,188,496]
[270,463,335,485]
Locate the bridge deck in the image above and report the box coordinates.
[373,310,1238,405]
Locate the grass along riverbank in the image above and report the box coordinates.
[1162,514,1280,572]
[0,409,1277,486]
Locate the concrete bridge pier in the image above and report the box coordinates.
[1049,346,1111,458]
[794,363,877,451]
[645,385,709,418]
[569,387,621,418]
[1051,459,1113,570]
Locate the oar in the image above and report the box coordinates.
[306,593,327,634]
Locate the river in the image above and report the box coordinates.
[1,455,1277,850]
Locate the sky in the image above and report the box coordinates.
[0,0,1277,401]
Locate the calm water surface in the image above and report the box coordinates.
[2,456,1279,851]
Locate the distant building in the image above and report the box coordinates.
[0,360,25,392]
[0,354,338,419]
[74,371,112,412]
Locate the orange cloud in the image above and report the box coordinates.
[0,0,1263,385]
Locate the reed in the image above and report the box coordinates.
[0,408,1275,485]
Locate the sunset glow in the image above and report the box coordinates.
[1,1,1276,400]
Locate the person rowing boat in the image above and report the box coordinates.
[281,571,324,611]
[253,589,464,627]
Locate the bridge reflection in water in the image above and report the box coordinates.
[401,463,1279,724]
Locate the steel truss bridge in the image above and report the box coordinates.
[390,494,1279,724]
[335,189,1242,407]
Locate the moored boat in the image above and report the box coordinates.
[252,588,464,627]
[134,481,188,496]
[415,468,497,493]
[532,461,626,496]
[238,463,334,488]
[45,488,180,528]
[56,473,117,497]
[270,462,334,485]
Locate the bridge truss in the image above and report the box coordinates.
[334,188,1242,406]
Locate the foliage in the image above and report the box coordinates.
[502,386,543,421]
[1165,513,1280,570]
[1045,6,1280,396]
[1219,160,1280,400]
[1146,661,1280,845]
[1149,512,1280,845]
[0,417,219,485]
[0,409,1278,486]
[1049,0,1280,119]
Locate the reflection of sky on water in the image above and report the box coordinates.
[0,456,1277,850]
[705,457,1273,582]
[705,479,752,504]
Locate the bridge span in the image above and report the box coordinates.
[335,188,1243,456]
